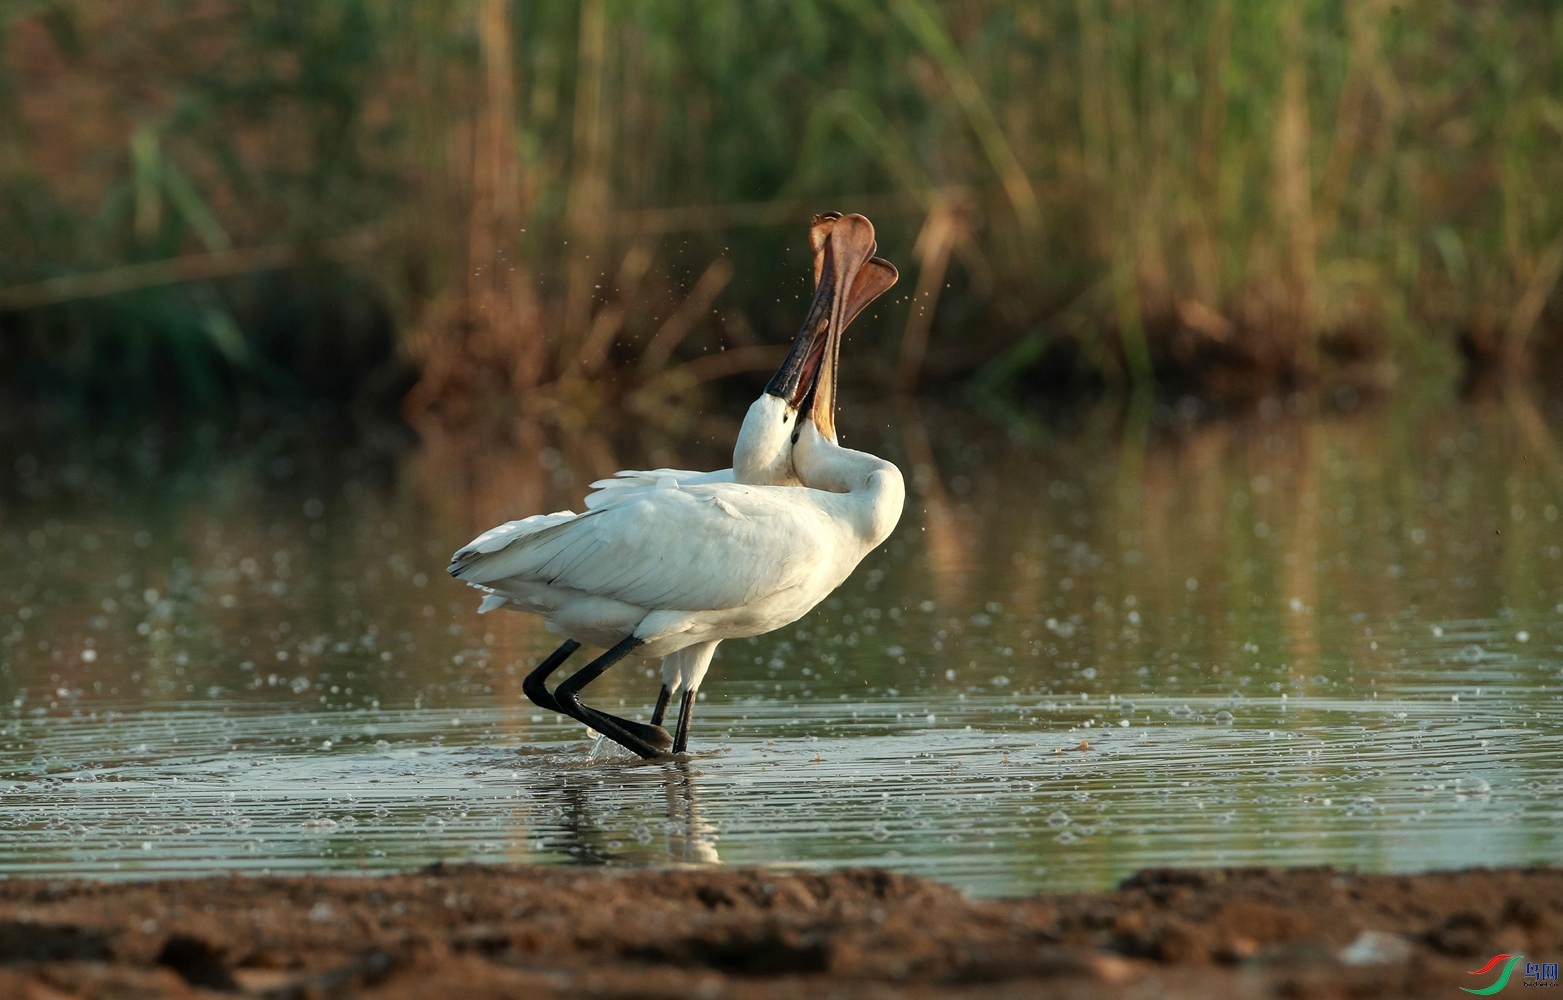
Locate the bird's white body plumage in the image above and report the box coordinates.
[534,393,809,696]
[450,422,903,678]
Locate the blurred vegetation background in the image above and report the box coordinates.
[2,0,1562,429]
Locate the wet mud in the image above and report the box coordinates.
[0,864,1557,998]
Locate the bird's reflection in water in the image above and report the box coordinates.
[548,779,615,866]
[534,760,719,867]
[663,762,720,864]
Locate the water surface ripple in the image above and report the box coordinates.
[3,399,1561,894]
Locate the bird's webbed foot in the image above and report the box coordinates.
[581,708,672,751]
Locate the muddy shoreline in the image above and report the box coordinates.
[0,864,1557,998]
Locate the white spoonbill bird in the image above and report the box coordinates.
[583,211,897,739]
[449,213,903,758]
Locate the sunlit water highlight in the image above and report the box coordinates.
[3,397,1562,895]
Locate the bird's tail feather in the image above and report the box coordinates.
[448,510,581,579]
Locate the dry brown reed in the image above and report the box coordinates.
[3,1,1563,420]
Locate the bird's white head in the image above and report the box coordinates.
[732,393,799,484]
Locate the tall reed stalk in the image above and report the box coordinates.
[2,1,1561,419]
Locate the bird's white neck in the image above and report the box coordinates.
[794,420,905,549]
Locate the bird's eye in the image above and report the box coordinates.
[791,430,800,444]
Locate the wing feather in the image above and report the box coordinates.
[584,467,736,509]
[450,510,580,567]
[450,482,830,612]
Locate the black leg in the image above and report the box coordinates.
[650,684,672,727]
[525,638,669,752]
[672,687,697,754]
[555,636,666,759]
[523,640,580,714]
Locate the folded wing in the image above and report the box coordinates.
[450,482,828,612]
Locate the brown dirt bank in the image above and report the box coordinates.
[0,865,1558,999]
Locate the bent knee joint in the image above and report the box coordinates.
[555,685,583,712]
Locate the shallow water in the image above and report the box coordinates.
[3,395,1562,896]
